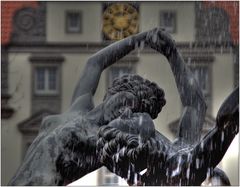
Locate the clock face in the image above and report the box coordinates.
[102,3,139,40]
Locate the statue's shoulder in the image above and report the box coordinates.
[68,93,94,113]
[40,110,89,134]
[39,93,94,134]
[39,114,64,133]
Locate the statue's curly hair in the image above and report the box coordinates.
[104,74,166,119]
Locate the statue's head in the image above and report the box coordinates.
[103,74,166,123]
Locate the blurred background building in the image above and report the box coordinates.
[1,1,239,186]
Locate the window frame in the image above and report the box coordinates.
[34,65,59,95]
[65,10,83,34]
[33,64,60,96]
[30,55,64,114]
[159,10,177,34]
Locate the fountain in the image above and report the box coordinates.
[8,28,238,186]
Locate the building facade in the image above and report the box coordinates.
[1,1,239,185]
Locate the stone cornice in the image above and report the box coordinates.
[7,41,234,54]
[29,54,65,63]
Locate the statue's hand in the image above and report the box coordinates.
[56,125,101,183]
[140,137,169,185]
[97,109,168,185]
[97,125,168,185]
[146,28,176,59]
[97,125,146,181]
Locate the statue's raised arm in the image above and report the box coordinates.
[146,28,207,144]
[70,31,148,105]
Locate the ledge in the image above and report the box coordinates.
[29,54,65,63]
[7,41,234,54]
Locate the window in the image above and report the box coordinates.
[102,167,119,186]
[160,11,176,33]
[98,167,128,186]
[179,63,212,113]
[30,55,63,114]
[66,11,82,33]
[189,65,212,113]
[34,66,59,95]
[190,66,210,96]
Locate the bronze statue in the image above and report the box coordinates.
[8,29,164,185]
[8,28,238,186]
[97,28,239,185]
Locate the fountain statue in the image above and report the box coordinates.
[97,28,239,185]
[8,28,238,186]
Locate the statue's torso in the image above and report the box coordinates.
[9,94,99,185]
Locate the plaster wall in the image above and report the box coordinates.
[212,53,235,117]
[47,2,102,43]
[47,2,196,43]
[1,53,32,185]
[140,2,196,42]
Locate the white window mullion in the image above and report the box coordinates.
[45,68,49,92]
[35,71,38,92]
